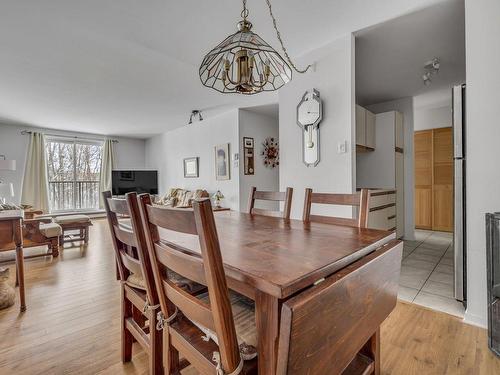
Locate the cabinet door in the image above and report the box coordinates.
[356,105,366,146]
[414,130,433,229]
[395,111,404,149]
[432,127,453,232]
[365,110,376,149]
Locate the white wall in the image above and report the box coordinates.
[0,122,146,204]
[366,97,415,240]
[238,110,279,212]
[463,0,500,328]
[145,110,240,210]
[414,105,452,131]
[279,34,356,220]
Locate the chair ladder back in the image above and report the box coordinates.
[302,188,370,228]
[137,194,242,374]
[194,199,241,372]
[103,191,130,281]
[276,240,403,375]
[248,186,293,219]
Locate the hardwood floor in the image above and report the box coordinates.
[0,219,498,374]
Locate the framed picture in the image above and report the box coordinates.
[215,143,230,180]
[243,137,255,175]
[183,157,199,178]
[243,137,254,148]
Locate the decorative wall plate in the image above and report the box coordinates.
[261,137,279,168]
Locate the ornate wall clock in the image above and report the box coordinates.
[297,89,323,166]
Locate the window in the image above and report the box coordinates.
[46,138,102,211]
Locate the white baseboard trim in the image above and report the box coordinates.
[463,310,487,329]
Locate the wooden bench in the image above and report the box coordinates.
[54,215,92,245]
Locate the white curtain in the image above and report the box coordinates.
[99,139,115,207]
[21,132,50,213]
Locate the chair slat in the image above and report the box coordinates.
[251,208,284,218]
[113,224,137,247]
[163,279,215,331]
[248,186,293,220]
[107,197,130,216]
[147,205,198,235]
[254,190,286,201]
[120,250,143,276]
[303,188,370,228]
[310,192,361,206]
[154,242,207,286]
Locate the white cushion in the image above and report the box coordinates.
[39,223,62,238]
[54,215,91,224]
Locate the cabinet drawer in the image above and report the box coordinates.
[370,191,396,208]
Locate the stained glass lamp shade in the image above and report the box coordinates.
[199,20,292,95]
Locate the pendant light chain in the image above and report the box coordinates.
[265,0,311,74]
[241,0,249,20]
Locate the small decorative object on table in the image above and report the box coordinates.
[0,268,15,310]
[213,190,224,208]
[261,137,279,168]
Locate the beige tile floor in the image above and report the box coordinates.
[398,230,466,318]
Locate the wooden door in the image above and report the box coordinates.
[432,127,453,232]
[414,130,433,229]
[414,128,453,232]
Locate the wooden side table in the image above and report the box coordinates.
[0,210,25,311]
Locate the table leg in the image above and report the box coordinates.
[255,291,280,375]
[15,245,26,312]
[362,328,380,375]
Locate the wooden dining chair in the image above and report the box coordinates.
[137,194,258,375]
[103,191,164,374]
[247,186,293,219]
[276,240,403,375]
[302,188,370,228]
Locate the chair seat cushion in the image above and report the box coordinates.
[195,292,257,349]
[39,223,63,238]
[54,215,91,224]
[126,269,206,295]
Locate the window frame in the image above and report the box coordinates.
[45,136,103,213]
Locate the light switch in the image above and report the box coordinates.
[337,141,347,154]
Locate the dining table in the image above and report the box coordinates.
[160,210,396,375]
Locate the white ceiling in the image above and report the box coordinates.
[355,0,465,106]
[0,0,448,138]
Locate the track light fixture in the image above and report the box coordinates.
[188,110,203,125]
[422,58,440,86]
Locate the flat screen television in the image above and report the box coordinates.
[111,170,158,196]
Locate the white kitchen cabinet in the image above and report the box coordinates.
[356,110,405,238]
[356,104,376,150]
[365,110,376,149]
[367,190,397,231]
[356,105,366,146]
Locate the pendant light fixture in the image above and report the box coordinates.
[199,0,310,95]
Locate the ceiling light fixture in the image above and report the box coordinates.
[188,110,203,124]
[199,0,311,95]
[422,57,440,86]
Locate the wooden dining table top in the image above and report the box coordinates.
[159,210,396,299]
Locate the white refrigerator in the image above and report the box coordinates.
[453,84,466,303]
